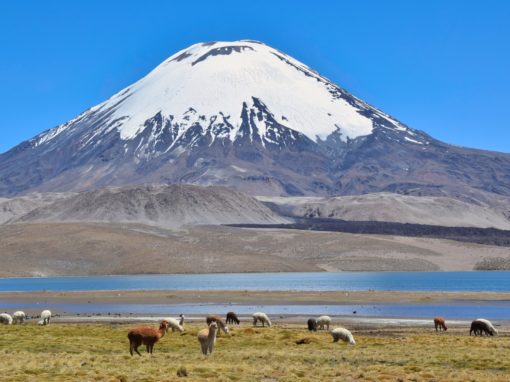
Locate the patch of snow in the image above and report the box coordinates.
[404,136,423,144]
[230,165,247,173]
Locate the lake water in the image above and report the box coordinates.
[1,301,509,320]
[1,271,510,292]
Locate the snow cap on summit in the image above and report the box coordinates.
[35,40,406,148]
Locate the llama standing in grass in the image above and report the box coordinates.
[40,310,52,325]
[433,317,447,332]
[470,319,498,336]
[0,313,13,325]
[477,318,498,335]
[165,314,185,333]
[198,322,218,355]
[128,320,169,356]
[317,315,331,330]
[206,315,229,334]
[12,311,26,324]
[226,312,240,325]
[252,312,271,327]
[307,318,317,332]
[331,327,356,345]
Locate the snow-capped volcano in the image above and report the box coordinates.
[34,40,414,151]
[1,40,510,203]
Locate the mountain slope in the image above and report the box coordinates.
[258,193,510,230]
[9,185,287,228]
[0,192,73,224]
[1,40,509,203]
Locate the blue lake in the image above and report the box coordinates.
[1,301,510,320]
[1,271,510,292]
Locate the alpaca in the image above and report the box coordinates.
[252,312,271,327]
[197,322,218,355]
[307,318,317,332]
[470,319,498,336]
[0,313,13,325]
[226,311,240,325]
[12,311,26,324]
[40,310,52,325]
[476,318,498,335]
[206,315,229,334]
[317,315,331,330]
[331,327,356,345]
[165,314,185,333]
[128,320,169,356]
[433,317,447,332]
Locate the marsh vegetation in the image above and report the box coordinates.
[0,322,509,381]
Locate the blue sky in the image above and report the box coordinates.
[1,0,509,153]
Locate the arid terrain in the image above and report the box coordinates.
[0,185,509,276]
[0,222,509,277]
[2,289,510,307]
[259,193,510,230]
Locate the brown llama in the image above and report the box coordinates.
[433,317,447,332]
[206,314,230,334]
[128,320,169,356]
[226,311,240,325]
[198,322,218,355]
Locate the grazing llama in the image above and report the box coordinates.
[0,313,13,325]
[252,312,271,327]
[198,322,218,355]
[307,318,317,332]
[206,315,229,334]
[316,315,331,330]
[226,311,240,325]
[165,314,185,333]
[128,320,169,356]
[470,319,498,336]
[40,310,52,325]
[331,327,356,345]
[12,311,26,324]
[433,317,447,332]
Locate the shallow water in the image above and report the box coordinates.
[1,301,510,320]
[1,271,510,292]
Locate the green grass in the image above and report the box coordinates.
[0,323,509,381]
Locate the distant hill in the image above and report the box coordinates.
[258,193,510,230]
[4,184,286,228]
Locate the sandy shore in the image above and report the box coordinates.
[3,290,510,328]
[49,315,510,329]
[2,289,510,305]
[4,313,510,331]
[2,223,510,276]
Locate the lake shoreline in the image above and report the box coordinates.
[2,289,510,305]
[33,315,510,329]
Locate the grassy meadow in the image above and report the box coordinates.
[0,322,509,381]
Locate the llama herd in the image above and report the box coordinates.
[306,315,355,344]
[0,310,52,326]
[126,313,502,356]
[434,316,499,336]
[127,312,355,356]
[0,309,502,357]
